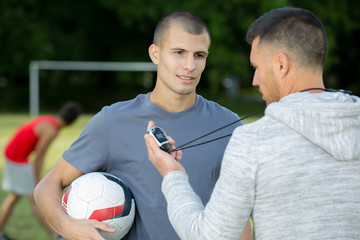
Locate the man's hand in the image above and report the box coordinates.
[144,121,184,177]
[61,218,115,240]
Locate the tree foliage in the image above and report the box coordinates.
[0,0,359,112]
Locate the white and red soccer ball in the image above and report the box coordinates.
[62,172,135,240]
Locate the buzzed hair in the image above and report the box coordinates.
[153,10,211,46]
[246,7,328,69]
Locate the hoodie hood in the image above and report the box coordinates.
[266,92,360,161]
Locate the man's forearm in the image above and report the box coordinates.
[34,176,69,234]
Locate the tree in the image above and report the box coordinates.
[0,0,358,112]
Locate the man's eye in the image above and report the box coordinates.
[175,51,183,55]
[196,53,208,59]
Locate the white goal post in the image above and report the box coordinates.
[29,60,157,116]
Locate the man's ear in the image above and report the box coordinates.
[276,53,290,78]
[149,44,160,64]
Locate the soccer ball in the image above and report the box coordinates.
[62,172,135,240]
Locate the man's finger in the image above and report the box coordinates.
[92,220,116,234]
[147,121,155,131]
[168,136,175,145]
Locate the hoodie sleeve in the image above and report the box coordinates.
[161,126,256,240]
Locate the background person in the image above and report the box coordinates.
[0,101,82,240]
[144,7,360,240]
[34,11,251,240]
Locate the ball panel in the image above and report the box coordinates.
[67,198,89,219]
[76,179,104,202]
[62,185,72,212]
[89,205,125,221]
[102,182,125,204]
[100,221,126,240]
[114,199,135,228]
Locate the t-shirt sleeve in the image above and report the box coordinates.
[62,109,110,173]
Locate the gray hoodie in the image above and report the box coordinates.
[161,91,360,240]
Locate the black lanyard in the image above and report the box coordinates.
[168,107,265,152]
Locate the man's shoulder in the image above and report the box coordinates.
[197,95,238,117]
[232,114,284,140]
[35,121,58,140]
[103,94,147,113]
[197,95,231,110]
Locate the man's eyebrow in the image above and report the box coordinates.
[170,47,186,51]
[197,50,209,56]
[170,48,209,55]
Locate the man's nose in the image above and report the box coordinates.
[184,55,196,71]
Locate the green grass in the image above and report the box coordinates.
[0,94,264,239]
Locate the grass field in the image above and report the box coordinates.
[0,95,263,239]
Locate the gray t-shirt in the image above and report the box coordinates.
[63,93,241,240]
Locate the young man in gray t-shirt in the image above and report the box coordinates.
[34,10,251,240]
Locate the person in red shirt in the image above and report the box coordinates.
[0,102,82,240]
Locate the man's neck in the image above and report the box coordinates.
[281,70,324,97]
[150,90,196,113]
[56,116,67,129]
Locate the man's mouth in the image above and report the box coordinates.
[177,75,195,83]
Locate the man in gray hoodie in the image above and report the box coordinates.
[144,7,360,239]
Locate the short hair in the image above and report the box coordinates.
[59,101,82,124]
[246,7,328,68]
[153,10,211,46]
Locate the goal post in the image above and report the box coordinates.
[29,60,157,116]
